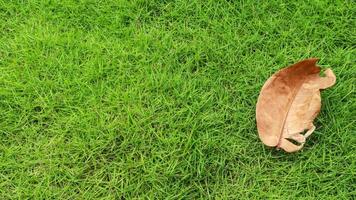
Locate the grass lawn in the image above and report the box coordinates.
[0,0,355,199]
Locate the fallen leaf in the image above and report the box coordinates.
[256,58,336,152]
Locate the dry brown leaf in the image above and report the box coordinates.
[256,58,336,152]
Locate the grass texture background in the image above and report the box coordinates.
[0,0,355,199]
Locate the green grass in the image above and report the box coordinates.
[0,0,355,199]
